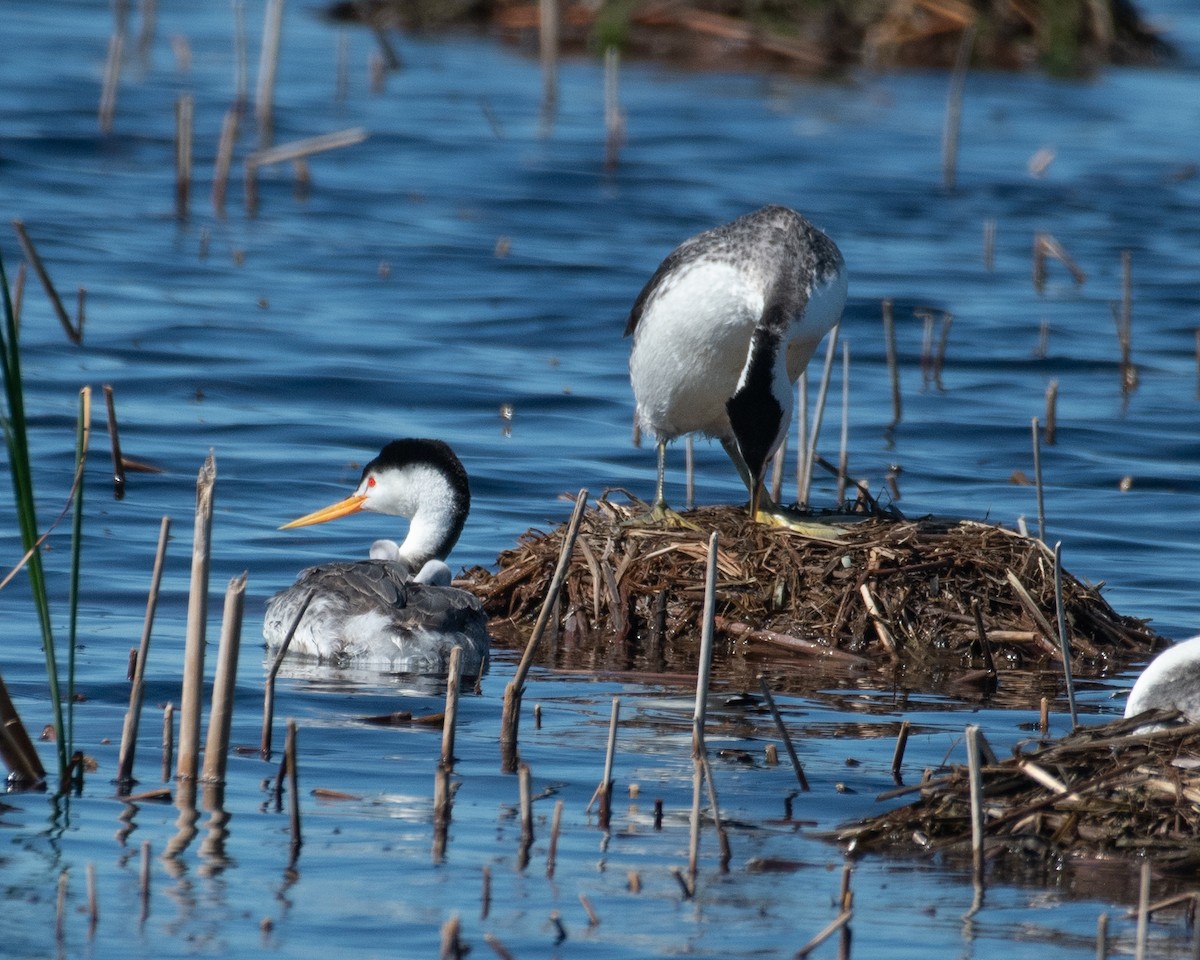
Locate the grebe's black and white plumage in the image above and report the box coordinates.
[625,205,847,521]
[263,439,489,675]
[1124,635,1200,726]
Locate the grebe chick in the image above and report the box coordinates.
[263,438,488,675]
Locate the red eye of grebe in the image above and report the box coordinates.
[367,476,376,488]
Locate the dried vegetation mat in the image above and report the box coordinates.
[837,711,1200,871]
[464,493,1165,676]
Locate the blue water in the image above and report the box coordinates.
[3,1,1200,957]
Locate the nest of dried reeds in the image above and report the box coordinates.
[836,711,1200,870]
[464,492,1165,676]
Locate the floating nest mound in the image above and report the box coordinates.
[836,711,1200,872]
[326,0,1171,75]
[465,494,1165,682]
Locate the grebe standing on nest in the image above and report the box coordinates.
[263,438,489,675]
[1124,635,1200,724]
[625,205,847,523]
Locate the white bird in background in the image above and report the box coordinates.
[625,204,848,523]
[1124,635,1200,725]
[263,438,489,675]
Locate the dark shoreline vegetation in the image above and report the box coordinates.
[324,0,1174,76]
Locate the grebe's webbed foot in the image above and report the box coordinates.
[752,496,847,540]
[622,499,700,530]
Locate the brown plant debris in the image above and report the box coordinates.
[463,493,1165,675]
[836,711,1200,869]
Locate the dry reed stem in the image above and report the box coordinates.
[941,20,975,190]
[603,47,623,169]
[212,108,239,216]
[758,674,809,790]
[597,696,619,827]
[539,0,558,113]
[261,588,313,757]
[546,798,563,877]
[243,128,368,214]
[500,489,588,771]
[175,94,193,219]
[177,453,216,781]
[441,645,463,766]
[201,573,247,783]
[11,219,79,343]
[117,515,171,785]
[99,31,123,133]
[796,908,853,958]
[103,385,126,499]
[161,703,174,781]
[255,0,284,145]
[799,322,840,506]
[0,673,45,784]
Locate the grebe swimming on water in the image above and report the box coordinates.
[625,205,847,522]
[263,439,488,675]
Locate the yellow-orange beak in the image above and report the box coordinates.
[279,494,368,530]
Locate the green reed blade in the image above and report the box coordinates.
[0,249,67,781]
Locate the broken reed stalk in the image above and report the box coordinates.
[518,762,534,845]
[243,128,368,215]
[837,341,850,506]
[891,719,911,783]
[940,21,976,190]
[538,0,558,115]
[433,762,451,862]
[687,531,720,891]
[1032,232,1086,292]
[480,865,492,920]
[1118,249,1135,392]
[439,915,464,960]
[441,645,464,766]
[161,703,174,781]
[66,385,91,761]
[603,46,622,169]
[99,30,123,133]
[255,0,284,146]
[1031,416,1045,541]
[500,489,588,772]
[201,573,247,783]
[699,751,731,871]
[285,718,301,855]
[795,907,853,959]
[597,696,619,828]
[0,674,45,783]
[117,515,171,786]
[799,321,840,507]
[175,94,193,219]
[1135,861,1151,960]
[983,219,996,271]
[1053,542,1078,730]
[177,453,216,782]
[881,299,901,429]
[103,384,126,499]
[965,723,986,893]
[212,108,239,216]
[1044,379,1059,445]
[261,588,313,757]
[11,219,80,343]
[546,798,564,877]
[756,674,809,791]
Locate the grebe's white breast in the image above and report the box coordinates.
[1124,635,1200,725]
